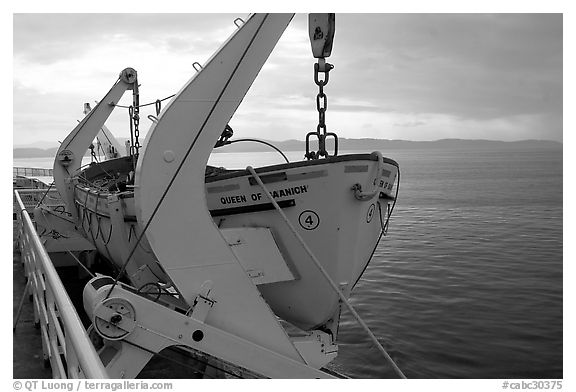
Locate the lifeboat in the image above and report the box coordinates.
[74,151,398,330]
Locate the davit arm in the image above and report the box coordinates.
[53,68,137,221]
[134,13,310,364]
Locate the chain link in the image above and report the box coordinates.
[132,81,141,154]
[128,106,136,157]
[305,59,338,160]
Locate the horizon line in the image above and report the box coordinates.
[13,137,563,148]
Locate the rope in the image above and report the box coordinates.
[246,165,406,379]
[112,94,175,109]
[136,282,180,302]
[224,139,289,163]
[88,152,115,180]
[39,229,69,240]
[356,163,401,288]
[103,218,113,245]
[94,191,115,263]
[34,181,55,208]
[81,191,99,250]
[66,251,96,278]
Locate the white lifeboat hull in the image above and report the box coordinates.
[74,153,397,330]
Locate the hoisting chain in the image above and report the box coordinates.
[89,143,97,163]
[132,79,141,155]
[305,58,339,160]
[128,106,135,157]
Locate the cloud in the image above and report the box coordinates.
[13,13,563,145]
[324,14,561,125]
[13,14,239,64]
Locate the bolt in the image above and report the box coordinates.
[110,314,122,324]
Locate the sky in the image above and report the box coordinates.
[12,12,563,147]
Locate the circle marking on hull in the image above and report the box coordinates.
[299,210,320,230]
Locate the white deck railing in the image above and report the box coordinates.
[13,167,54,177]
[14,189,108,378]
[13,188,64,217]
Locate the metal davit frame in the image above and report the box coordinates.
[14,190,108,378]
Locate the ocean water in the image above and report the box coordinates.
[331,147,563,379]
[14,146,563,379]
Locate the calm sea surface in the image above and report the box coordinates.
[14,146,563,379]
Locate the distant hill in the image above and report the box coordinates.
[14,138,562,158]
[213,138,562,153]
[13,147,59,158]
[13,141,60,149]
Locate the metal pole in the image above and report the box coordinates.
[13,279,31,332]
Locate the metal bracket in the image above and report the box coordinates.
[351,183,378,201]
[308,14,335,58]
[192,62,203,72]
[189,281,215,323]
[93,297,136,340]
[83,277,337,378]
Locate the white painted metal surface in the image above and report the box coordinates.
[83,278,336,378]
[135,13,304,361]
[221,228,296,285]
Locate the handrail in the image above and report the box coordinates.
[13,167,54,177]
[13,188,64,217]
[14,189,108,378]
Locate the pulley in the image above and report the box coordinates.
[93,297,136,340]
[119,67,138,85]
[308,14,335,59]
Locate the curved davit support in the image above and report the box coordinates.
[134,14,303,360]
